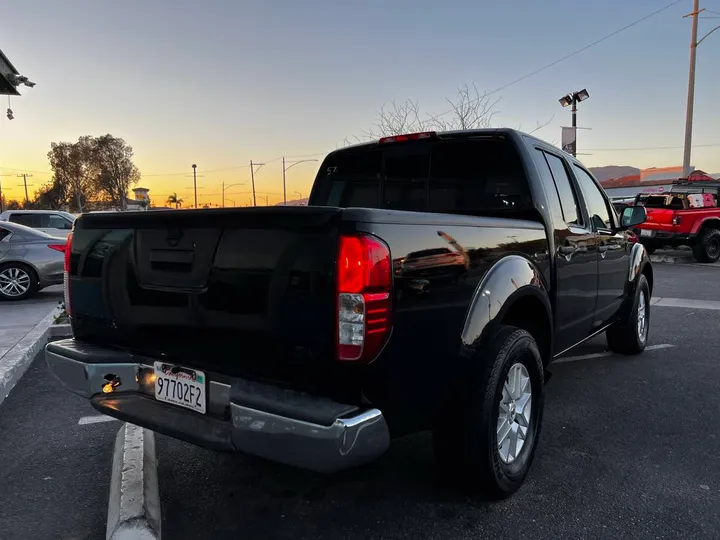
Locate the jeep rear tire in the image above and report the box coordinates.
[433,326,544,500]
[692,228,720,263]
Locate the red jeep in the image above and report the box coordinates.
[633,180,720,263]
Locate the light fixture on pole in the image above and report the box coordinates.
[559,89,590,157]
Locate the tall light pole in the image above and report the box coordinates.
[222,181,247,207]
[559,89,589,157]
[191,164,198,209]
[682,1,720,178]
[282,158,318,205]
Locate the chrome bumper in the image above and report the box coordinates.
[45,339,390,473]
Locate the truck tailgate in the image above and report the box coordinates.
[68,207,350,396]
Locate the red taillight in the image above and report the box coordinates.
[336,234,392,362]
[63,233,73,316]
[47,244,66,253]
[378,131,436,144]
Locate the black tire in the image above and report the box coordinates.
[692,228,720,263]
[433,326,544,500]
[606,274,650,355]
[0,262,38,301]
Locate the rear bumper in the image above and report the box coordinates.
[45,339,390,473]
[634,228,691,243]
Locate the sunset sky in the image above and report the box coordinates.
[1,0,719,207]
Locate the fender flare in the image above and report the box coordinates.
[690,217,720,236]
[620,242,653,321]
[626,242,653,298]
[460,255,552,359]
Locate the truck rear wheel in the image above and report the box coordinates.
[606,274,649,355]
[433,326,544,500]
[692,228,720,263]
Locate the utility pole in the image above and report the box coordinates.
[222,181,225,208]
[17,173,33,204]
[0,173,5,212]
[682,0,701,178]
[250,160,257,207]
[682,0,720,177]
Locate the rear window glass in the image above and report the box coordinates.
[637,195,688,209]
[312,138,531,215]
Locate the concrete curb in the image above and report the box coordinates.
[650,254,696,264]
[50,323,72,337]
[107,423,162,540]
[0,305,68,406]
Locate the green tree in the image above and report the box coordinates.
[47,137,95,212]
[166,192,183,209]
[90,134,141,211]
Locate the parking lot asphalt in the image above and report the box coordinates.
[1,264,719,540]
[0,341,118,540]
[155,304,719,540]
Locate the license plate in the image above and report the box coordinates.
[640,229,652,237]
[153,362,206,414]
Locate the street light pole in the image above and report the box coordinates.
[559,89,589,157]
[282,158,318,205]
[192,164,198,209]
[282,157,287,205]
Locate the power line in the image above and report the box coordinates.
[421,0,685,125]
[585,143,720,152]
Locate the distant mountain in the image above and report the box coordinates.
[589,166,640,182]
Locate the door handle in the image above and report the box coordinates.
[558,245,587,255]
[558,244,587,262]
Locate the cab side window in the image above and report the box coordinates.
[572,165,613,230]
[537,150,582,227]
[48,214,72,229]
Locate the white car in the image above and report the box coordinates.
[0,210,75,238]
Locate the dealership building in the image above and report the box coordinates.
[600,166,718,199]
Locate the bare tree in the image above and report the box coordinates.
[353,83,554,143]
[430,84,500,131]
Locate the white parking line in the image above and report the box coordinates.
[78,414,119,425]
[652,297,720,310]
[555,343,674,364]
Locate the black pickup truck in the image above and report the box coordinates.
[46,128,652,499]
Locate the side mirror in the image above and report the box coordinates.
[620,206,647,229]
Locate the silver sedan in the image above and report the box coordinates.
[0,221,67,301]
